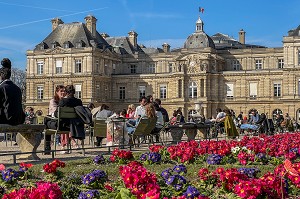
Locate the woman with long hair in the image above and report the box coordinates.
[45,85,65,154]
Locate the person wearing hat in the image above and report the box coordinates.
[0,58,25,125]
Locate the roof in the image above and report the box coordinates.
[105,36,145,55]
[288,25,300,36]
[184,32,215,49]
[211,32,266,50]
[34,22,110,50]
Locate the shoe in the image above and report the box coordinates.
[13,143,18,146]
[59,151,66,154]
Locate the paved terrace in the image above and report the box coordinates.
[0,132,190,166]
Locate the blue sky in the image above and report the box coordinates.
[0,0,299,69]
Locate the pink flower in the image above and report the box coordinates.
[0,164,5,171]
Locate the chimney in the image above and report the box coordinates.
[128,30,138,48]
[162,43,170,53]
[101,33,110,39]
[239,29,246,44]
[51,18,64,31]
[84,15,97,37]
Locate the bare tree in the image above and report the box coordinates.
[10,68,26,103]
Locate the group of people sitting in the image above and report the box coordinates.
[90,95,170,146]
[220,109,296,135]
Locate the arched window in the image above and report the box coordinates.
[189,81,197,98]
[272,109,283,120]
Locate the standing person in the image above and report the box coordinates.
[0,58,25,125]
[154,98,169,123]
[95,104,113,146]
[223,109,239,139]
[46,85,65,154]
[275,113,284,133]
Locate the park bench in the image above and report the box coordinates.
[0,124,45,160]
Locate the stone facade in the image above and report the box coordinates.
[26,14,300,122]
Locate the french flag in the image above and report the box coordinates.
[199,7,204,13]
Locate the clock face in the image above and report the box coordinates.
[190,61,196,67]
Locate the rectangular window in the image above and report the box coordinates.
[37,61,44,75]
[119,86,125,99]
[148,63,155,73]
[112,63,116,74]
[96,84,100,98]
[274,83,281,97]
[255,59,263,70]
[96,59,100,73]
[138,86,146,98]
[249,82,257,99]
[278,59,284,69]
[298,79,300,96]
[130,65,136,74]
[178,80,182,98]
[232,60,240,70]
[56,60,62,74]
[75,84,82,99]
[37,86,43,100]
[160,85,167,99]
[226,83,234,98]
[298,51,300,65]
[75,59,82,73]
[169,63,173,73]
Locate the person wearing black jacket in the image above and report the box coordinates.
[0,58,25,125]
[45,85,83,154]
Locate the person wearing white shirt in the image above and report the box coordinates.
[134,96,146,119]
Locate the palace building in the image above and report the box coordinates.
[26,14,300,121]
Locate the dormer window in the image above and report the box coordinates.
[51,41,59,49]
[76,40,85,48]
[39,42,47,50]
[63,41,70,49]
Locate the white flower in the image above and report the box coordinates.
[242,146,247,150]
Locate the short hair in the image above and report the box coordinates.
[216,108,222,113]
[120,109,127,116]
[100,104,109,111]
[65,85,75,95]
[0,67,11,80]
[1,58,11,69]
[153,102,161,111]
[87,102,95,109]
[154,98,161,105]
[139,96,146,102]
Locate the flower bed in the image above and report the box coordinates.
[0,133,300,198]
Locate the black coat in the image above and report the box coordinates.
[0,80,25,125]
[46,96,83,130]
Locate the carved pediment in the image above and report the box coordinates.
[186,54,208,73]
[45,46,70,54]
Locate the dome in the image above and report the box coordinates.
[184,32,215,49]
[184,16,215,49]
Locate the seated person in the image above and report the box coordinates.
[95,104,113,146]
[106,110,129,146]
[210,108,226,123]
[45,85,84,139]
[248,110,260,125]
[0,58,25,125]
